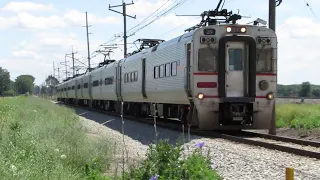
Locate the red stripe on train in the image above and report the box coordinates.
[256,73,276,76]
[194,72,276,76]
[194,72,218,75]
[196,96,267,98]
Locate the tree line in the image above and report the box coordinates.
[277,82,320,97]
[0,67,36,96]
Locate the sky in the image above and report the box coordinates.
[0,0,319,85]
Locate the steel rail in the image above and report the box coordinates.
[55,101,320,160]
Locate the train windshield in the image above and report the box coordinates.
[256,49,273,72]
[198,47,218,71]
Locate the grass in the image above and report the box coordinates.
[0,96,113,179]
[0,96,222,180]
[276,103,320,129]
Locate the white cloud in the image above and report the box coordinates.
[0,10,120,30]
[63,10,121,26]
[277,16,320,84]
[12,50,41,59]
[1,2,55,12]
[126,0,174,16]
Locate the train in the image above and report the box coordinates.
[55,9,277,130]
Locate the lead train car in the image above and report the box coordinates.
[56,24,277,130]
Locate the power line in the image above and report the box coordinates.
[303,0,317,19]
[109,1,136,58]
[127,0,189,37]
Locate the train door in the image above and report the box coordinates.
[184,41,192,98]
[225,41,246,97]
[141,58,147,99]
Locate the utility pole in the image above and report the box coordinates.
[83,12,92,72]
[53,62,55,78]
[268,0,282,135]
[269,0,276,31]
[64,55,68,79]
[71,46,78,76]
[109,1,136,58]
[57,64,60,83]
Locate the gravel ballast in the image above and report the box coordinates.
[75,106,320,180]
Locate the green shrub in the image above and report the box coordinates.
[116,140,222,180]
[3,90,15,96]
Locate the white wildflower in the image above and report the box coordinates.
[54,148,59,153]
[11,165,17,174]
[60,154,66,159]
[33,110,37,113]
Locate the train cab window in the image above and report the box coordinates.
[154,66,159,79]
[198,48,217,71]
[159,65,164,78]
[256,49,273,72]
[171,61,177,76]
[165,63,170,77]
[228,49,243,71]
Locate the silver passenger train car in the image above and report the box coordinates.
[56,10,277,130]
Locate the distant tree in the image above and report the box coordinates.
[15,75,35,94]
[0,67,11,95]
[312,89,320,97]
[45,75,59,96]
[34,85,41,95]
[299,81,311,97]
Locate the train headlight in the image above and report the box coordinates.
[226,27,232,32]
[259,80,269,91]
[240,27,247,32]
[266,92,274,100]
[197,93,204,100]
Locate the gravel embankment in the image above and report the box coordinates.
[75,106,320,180]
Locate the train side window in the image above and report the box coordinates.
[198,48,217,71]
[165,63,170,77]
[256,49,273,72]
[159,65,164,78]
[134,71,138,81]
[171,61,177,76]
[78,85,81,89]
[72,86,75,90]
[154,66,159,79]
[228,49,243,71]
[93,80,99,87]
[84,83,88,88]
[105,77,114,85]
[126,73,130,83]
[130,72,134,82]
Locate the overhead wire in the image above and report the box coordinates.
[127,0,189,37]
[303,0,317,19]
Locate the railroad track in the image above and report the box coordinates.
[55,101,320,160]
